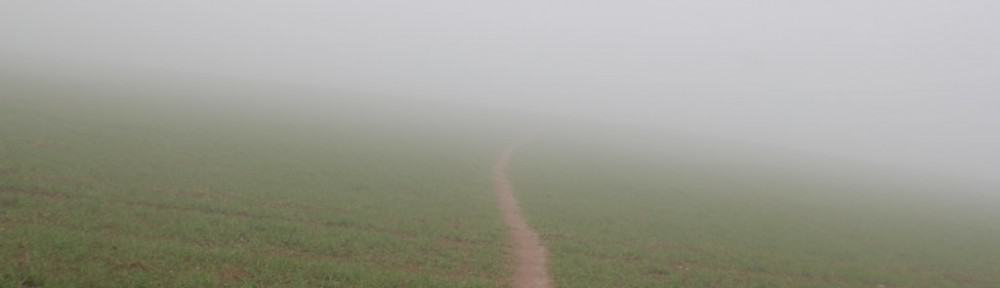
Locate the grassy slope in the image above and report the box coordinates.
[0,78,510,287]
[512,130,1000,288]
[5,74,1000,288]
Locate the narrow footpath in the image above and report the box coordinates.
[494,146,553,288]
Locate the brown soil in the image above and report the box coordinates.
[494,146,553,288]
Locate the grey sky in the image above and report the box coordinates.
[3,0,999,183]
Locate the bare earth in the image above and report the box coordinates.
[494,146,553,288]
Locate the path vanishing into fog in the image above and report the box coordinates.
[494,145,553,288]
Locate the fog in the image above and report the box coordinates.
[3,0,999,185]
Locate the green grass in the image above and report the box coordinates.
[4,75,1000,287]
[0,79,510,287]
[512,131,1000,287]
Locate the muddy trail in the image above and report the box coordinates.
[494,146,553,288]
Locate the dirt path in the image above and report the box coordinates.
[494,145,553,288]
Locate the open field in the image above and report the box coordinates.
[5,1,1000,286]
[3,76,1000,288]
[511,130,1000,287]
[0,78,511,287]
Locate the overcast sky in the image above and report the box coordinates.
[2,0,999,184]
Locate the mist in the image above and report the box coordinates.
[3,0,999,185]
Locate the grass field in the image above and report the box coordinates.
[512,130,1000,287]
[3,76,1000,287]
[0,77,512,287]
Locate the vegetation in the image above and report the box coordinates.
[512,130,1000,287]
[2,77,999,287]
[0,79,509,287]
